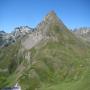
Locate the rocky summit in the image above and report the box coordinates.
[0,11,90,90]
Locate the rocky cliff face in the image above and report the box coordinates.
[21,11,70,49]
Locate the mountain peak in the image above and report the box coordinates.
[43,11,58,22]
[47,10,56,16]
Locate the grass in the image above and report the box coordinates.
[39,69,90,90]
[0,41,20,88]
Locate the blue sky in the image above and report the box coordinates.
[0,0,90,32]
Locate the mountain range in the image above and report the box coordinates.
[0,11,90,90]
[73,27,90,41]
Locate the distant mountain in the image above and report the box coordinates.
[0,31,6,35]
[0,31,15,47]
[11,26,34,39]
[73,27,90,41]
[0,26,34,47]
[0,11,90,90]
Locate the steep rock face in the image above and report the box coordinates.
[21,30,43,49]
[36,11,68,33]
[21,11,72,49]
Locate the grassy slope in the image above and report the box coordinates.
[29,41,90,90]
[0,41,21,88]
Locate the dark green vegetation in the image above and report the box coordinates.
[0,42,20,87]
[0,12,90,90]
